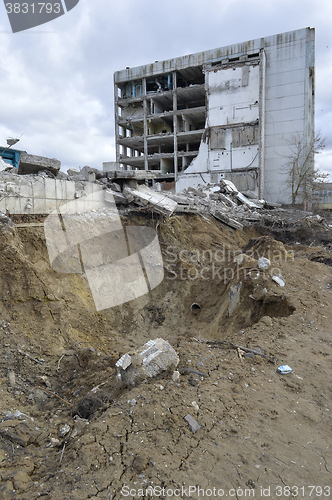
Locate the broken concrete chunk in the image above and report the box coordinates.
[18,152,61,175]
[105,189,128,204]
[184,414,200,433]
[67,168,80,176]
[116,338,179,387]
[167,194,194,205]
[220,179,238,194]
[235,192,263,209]
[258,257,270,269]
[123,185,177,217]
[110,182,122,193]
[108,170,162,180]
[80,165,104,181]
[211,209,243,230]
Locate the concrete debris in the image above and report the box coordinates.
[107,170,163,180]
[184,414,201,433]
[0,147,327,232]
[105,188,128,204]
[123,185,177,216]
[67,168,80,176]
[220,179,238,194]
[116,338,180,387]
[211,209,244,230]
[235,191,263,209]
[18,153,61,176]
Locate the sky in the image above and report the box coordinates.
[0,0,332,177]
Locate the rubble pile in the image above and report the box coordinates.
[1,150,330,238]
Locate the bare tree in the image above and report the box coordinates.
[282,132,326,206]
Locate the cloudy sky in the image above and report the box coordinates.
[0,0,331,176]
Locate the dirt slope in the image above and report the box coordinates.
[0,212,331,499]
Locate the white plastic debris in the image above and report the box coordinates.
[258,257,270,269]
[115,353,132,371]
[277,365,292,374]
[272,275,285,287]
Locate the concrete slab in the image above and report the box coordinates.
[105,189,128,204]
[18,152,61,175]
[123,184,177,216]
[211,209,243,230]
[109,170,163,180]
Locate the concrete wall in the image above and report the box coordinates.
[0,174,103,215]
[262,28,315,202]
[175,28,315,203]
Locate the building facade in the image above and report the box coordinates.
[113,27,315,203]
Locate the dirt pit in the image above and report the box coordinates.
[0,213,331,499]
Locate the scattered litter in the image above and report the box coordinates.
[180,368,207,377]
[184,414,201,433]
[4,410,32,421]
[272,275,285,287]
[172,371,180,382]
[277,365,292,374]
[197,354,214,366]
[18,349,45,364]
[237,348,245,361]
[58,424,71,438]
[59,442,66,464]
[195,339,277,364]
[191,401,199,411]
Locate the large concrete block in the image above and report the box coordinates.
[18,152,61,175]
[44,178,56,200]
[116,338,180,386]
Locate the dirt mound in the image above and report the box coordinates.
[0,212,331,498]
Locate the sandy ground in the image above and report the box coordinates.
[0,211,331,499]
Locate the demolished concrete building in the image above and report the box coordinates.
[113,27,315,204]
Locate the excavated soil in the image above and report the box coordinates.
[0,212,331,499]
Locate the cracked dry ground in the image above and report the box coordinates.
[0,212,331,499]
